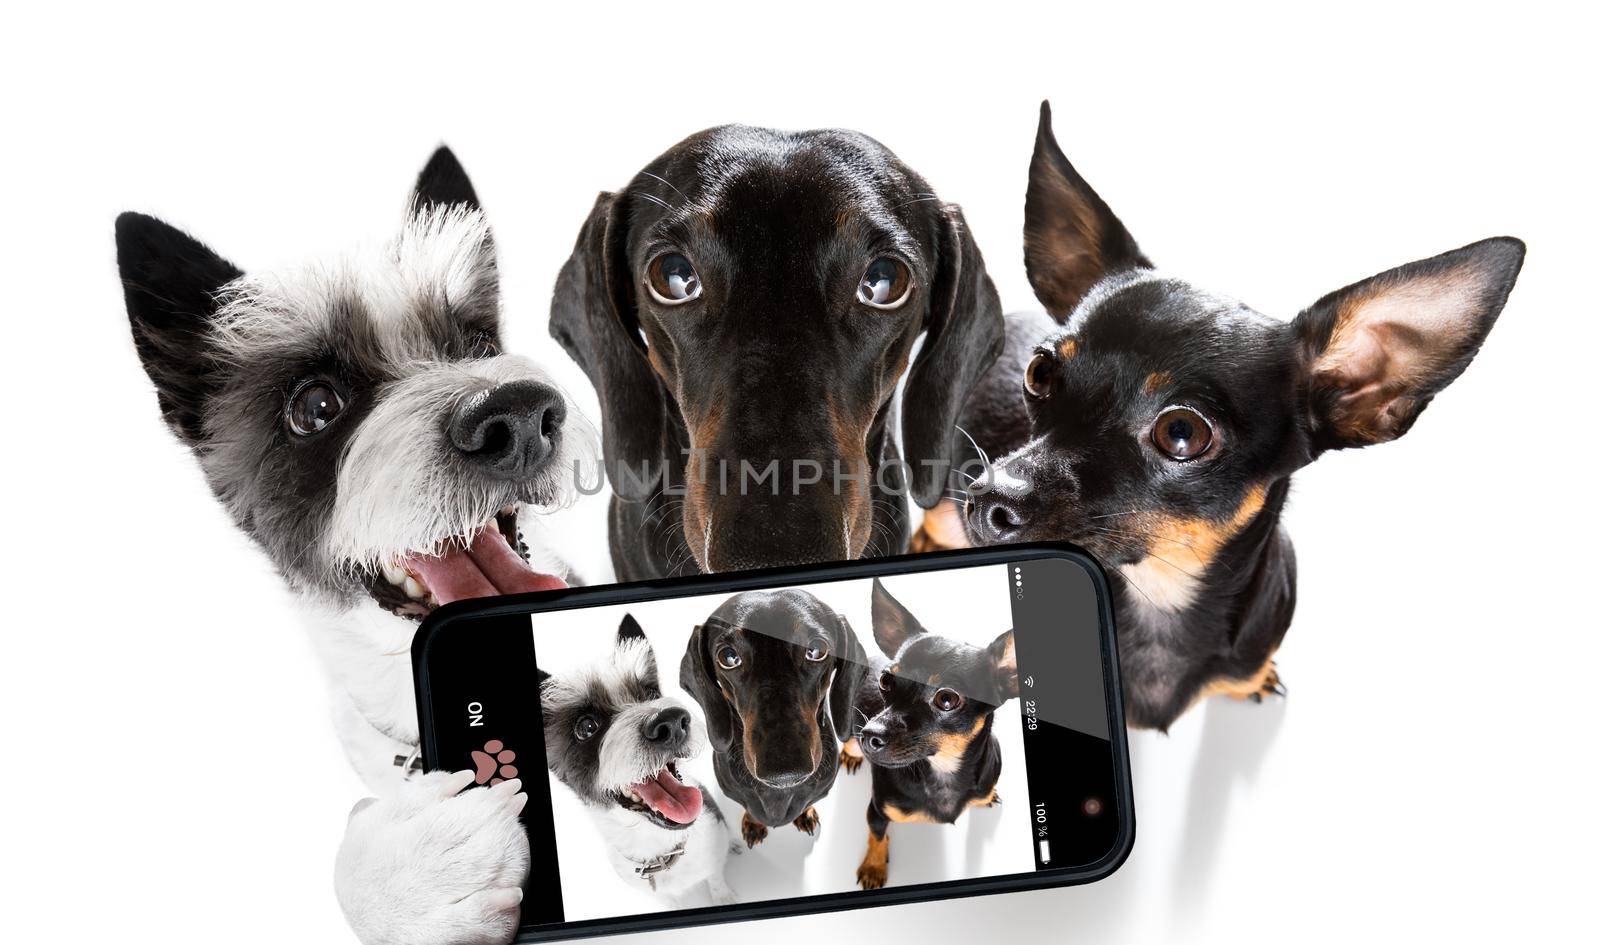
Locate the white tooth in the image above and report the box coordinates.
[381,560,407,586]
[403,576,426,600]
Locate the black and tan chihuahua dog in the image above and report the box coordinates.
[844,579,1018,889]
[926,103,1525,732]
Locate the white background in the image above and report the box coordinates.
[3,2,1596,943]
[530,567,1032,920]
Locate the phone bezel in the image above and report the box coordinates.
[413,541,1134,942]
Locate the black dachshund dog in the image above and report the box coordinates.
[551,125,1003,579]
[679,589,867,847]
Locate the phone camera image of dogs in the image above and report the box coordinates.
[938,102,1524,732]
[847,579,1019,889]
[118,149,597,944]
[550,125,1004,579]
[539,615,735,906]
[679,590,868,848]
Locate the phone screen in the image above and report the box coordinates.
[418,548,1128,939]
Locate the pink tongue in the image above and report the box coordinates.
[403,523,566,605]
[631,767,703,824]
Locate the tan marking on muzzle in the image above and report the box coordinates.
[1132,483,1269,583]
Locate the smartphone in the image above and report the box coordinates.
[414,543,1132,941]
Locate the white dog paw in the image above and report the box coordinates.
[336,770,531,945]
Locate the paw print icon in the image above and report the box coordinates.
[470,739,518,785]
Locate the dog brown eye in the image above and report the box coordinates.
[1024,353,1054,400]
[931,687,964,712]
[1152,406,1214,461]
[287,379,346,436]
[804,638,830,662]
[878,672,894,692]
[857,257,911,309]
[574,715,601,741]
[645,252,701,304]
[716,645,742,670]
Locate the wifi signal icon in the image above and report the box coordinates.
[1024,675,1035,688]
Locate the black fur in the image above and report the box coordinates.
[116,212,244,443]
[412,145,482,212]
[678,589,867,834]
[955,102,1525,731]
[551,125,1004,578]
[850,579,1017,889]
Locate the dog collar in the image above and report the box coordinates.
[632,842,687,889]
[393,746,424,780]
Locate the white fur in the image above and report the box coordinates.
[336,770,531,945]
[1117,557,1200,616]
[327,356,597,569]
[595,699,708,793]
[586,787,736,907]
[317,518,573,945]
[212,206,497,367]
[206,207,593,944]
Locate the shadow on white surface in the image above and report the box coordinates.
[1173,697,1287,915]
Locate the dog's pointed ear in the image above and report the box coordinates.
[617,613,647,644]
[550,192,667,499]
[679,623,733,751]
[870,578,924,657]
[1024,101,1150,320]
[827,612,868,740]
[404,146,499,328]
[412,145,482,212]
[902,201,1005,508]
[1292,237,1524,454]
[117,212,244,444]
[987,629,1019,700]
[616,613,658,682]
[537,667,551,687]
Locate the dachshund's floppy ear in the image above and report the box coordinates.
[827,612,868,740]
[550,192,668,499]
[116,212,244,445]
[1023,100,1150,320]
[901,201,1005,509]
[679,623,733,751]
[870,578,925,657]
[1292,237,1524,455]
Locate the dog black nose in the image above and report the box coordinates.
[978,495,1026,541]
[644,706,692,746]
[450,381,566,480]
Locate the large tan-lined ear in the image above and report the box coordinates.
[987,629,1018,700]
[869,578,925,658]
[1023,100,1150,320]
[1293,237,1525,453]
[549,192,668,498]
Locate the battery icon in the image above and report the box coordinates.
[1038,840,1051,865]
